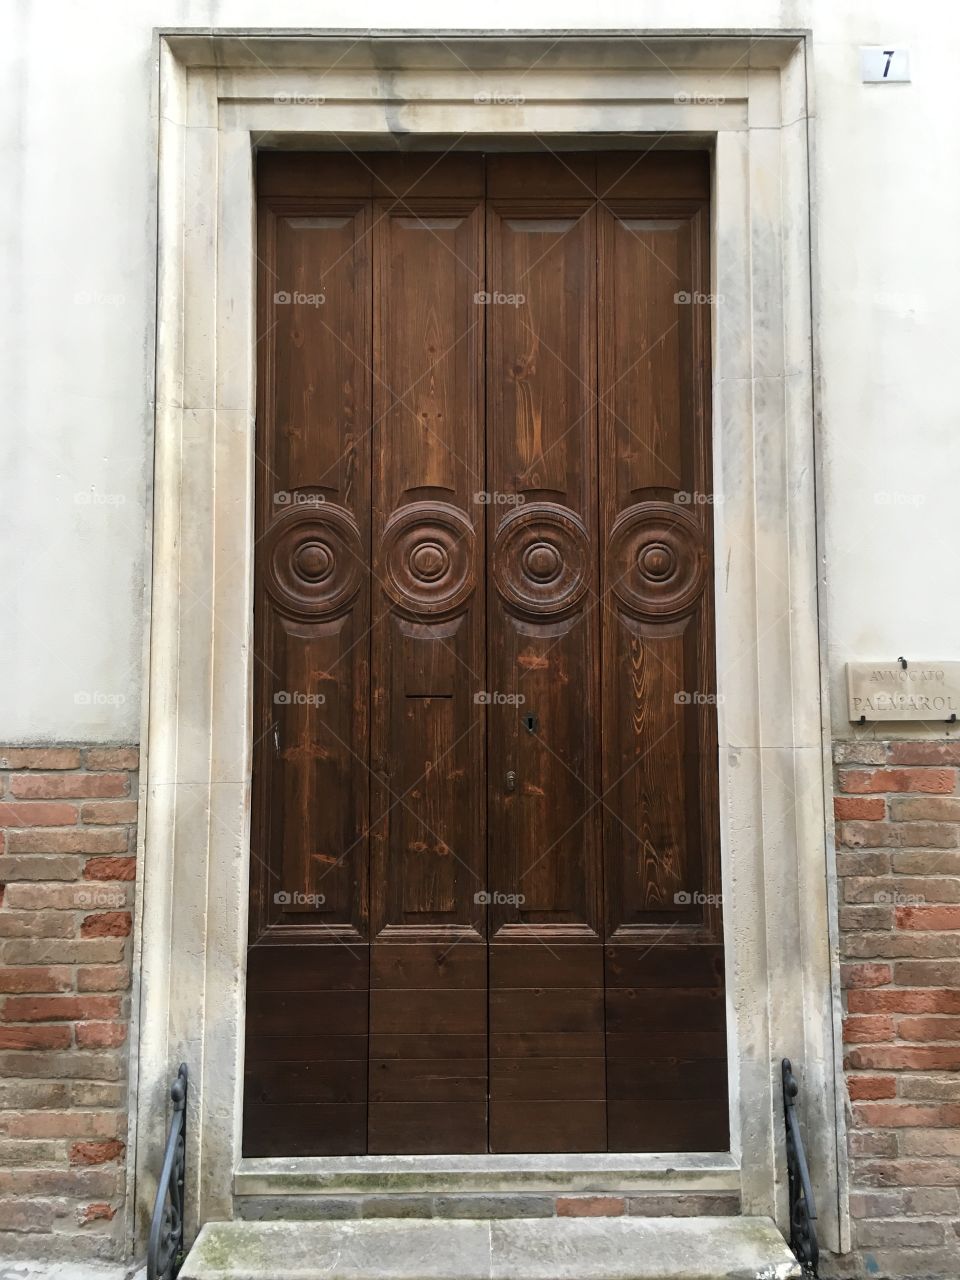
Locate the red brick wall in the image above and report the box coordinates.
[0,746,138,1261]
[835,739,960,1279]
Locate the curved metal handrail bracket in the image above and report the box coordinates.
[147,1063,188,1280]
[782,1057,820,1278]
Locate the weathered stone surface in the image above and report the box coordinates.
[179,1216,800,1280]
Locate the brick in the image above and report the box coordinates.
[855,1218,945,1247]
[847,1074,896,1100]
[0,1139,61,1167]
[840,821,901,848]
[76,1021,127,1049]
[624,1193,740,1217]
[839,906,892,932]
[78,1200,117,1224]
[0,1051,123,1081]
[10,773,128,800]
[840,768,956,794]
[0,854,81,881]
[890,795,960,821]
[841,962,893,989]
[849,1130,898,1158]
[847,1045,960,1070]
[855,1102,960,1128]
[834,796,885,821]
[0,939,125,965]
[0,749,81,770]
[899,1074,960,1102]
[2,994,120,1022]
[0,1081,69,1108]
[80,801,137,826]
[0,911,76,939]
[896,960,960,986]
[1,1110,120,1140]
[7,827,128,854]
[893,850,960,875]
[0,966,73,994]
[70,1082,123,1108]
[843,1014,895,1043]
[898,1015,960,1040]
[849,1190,906,1217]
[852,876,960,904]
[83,856,136,881]
[69,1139,125,1166]
[78,965,129,993]
[556,1196,625,1217]
[849,989,960,1014]
[901,1130,960,1157]
[0,802,79,827]
[842,933,960,959]
[833,742,888,765]
[0,1167,122,1197]
[4,882,108,911]
[80,911,131,938]
[898,905,960,930]
[0,1198,63,1232]
[836,851,892,877]
[889,742,960,766]
[83,747,139,771]
[902,1187,960,1213]
[0,1025,72,1050]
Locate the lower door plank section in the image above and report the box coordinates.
[367,1103,488,1154]
[243,1103,366,1157]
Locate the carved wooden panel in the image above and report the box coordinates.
[248,152,726,1158]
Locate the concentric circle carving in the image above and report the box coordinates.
[381,501,476,618]
[264,503,363,619]
[607,502,707,620]
[493,504,590,618]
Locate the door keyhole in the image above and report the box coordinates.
[523,713,538,734]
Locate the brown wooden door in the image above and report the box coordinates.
[244,151,727,1158]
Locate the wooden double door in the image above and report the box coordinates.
[245,151,727,1157]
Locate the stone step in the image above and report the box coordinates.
[179,1215,802,1280]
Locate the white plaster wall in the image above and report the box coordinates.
[0,0,957,741]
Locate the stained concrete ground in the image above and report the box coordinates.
[0,1262,144,1280]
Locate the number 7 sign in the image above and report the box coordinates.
[860,47,911,82]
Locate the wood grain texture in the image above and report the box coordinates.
[248,151,725,1157]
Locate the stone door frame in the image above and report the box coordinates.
[131,27,846,1255]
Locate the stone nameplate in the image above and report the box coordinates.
[847,661,960,722]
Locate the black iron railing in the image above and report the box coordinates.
[782,1057,819,1278]
[147,1063,188,1280]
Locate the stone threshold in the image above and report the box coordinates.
[234,1153,739,1197]
[180,1216,801,1280]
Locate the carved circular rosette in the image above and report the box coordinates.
[492,503,591,619]
[263,502,363,619]
[607,501,708,620]
[380,501,477,619]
